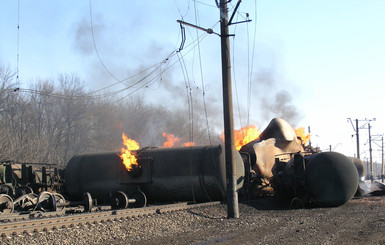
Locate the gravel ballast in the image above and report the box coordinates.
[1,195,385,245]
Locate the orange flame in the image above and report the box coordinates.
[162,132,181,148]
[119,133,140,171]
[162,132,195,147]
[295,127,311,145]
[183,142,195,147]
[221,125,262,151]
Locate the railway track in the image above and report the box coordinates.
[0,201,220,237]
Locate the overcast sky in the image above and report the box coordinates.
[1,0,385,164]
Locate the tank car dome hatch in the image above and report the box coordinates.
[258,118,298,142]
[240,118,299,153]
[305,152,359,207]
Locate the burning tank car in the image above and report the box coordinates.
[64,118,360,209]
[64,145,245,209]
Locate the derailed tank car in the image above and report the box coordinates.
[241,118,359,207]
[65,144,245,205]
[271,152,359,207]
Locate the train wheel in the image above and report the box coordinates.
[83,192,93,213]
[52,193,66,211]
[36,191,56,212]
[0,194,14,214]
[129,190,147,208]
[111,191,129,210]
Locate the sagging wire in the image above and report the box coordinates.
[89,51,177,97]
[114,54,175,103]
[246,14,251,126]
[226,0,255,128]
[247,0,258,125]
[175,0,220,203]
[86,0,213,102]
[14,18,216,104]
[89,0,121,83]
[175,0,191,20]
[94,29,213,102]
[87,61,161,95]
[16,51,176,102]
[228,0,252,141]
[193,0,213,203]
[192,2,212,146]
[175,16,221,150]
[174,2,221,204]
[231,12,245,135]
[88,0,172,97]
[176,48,196,203]
[23,29,208,102]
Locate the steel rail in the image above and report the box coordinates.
[0,201,220,237]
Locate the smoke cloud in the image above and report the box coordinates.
[72,15,105,56]
[68,8,303,147]
[249,68,302,127]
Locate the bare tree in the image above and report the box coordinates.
[0,65,220,166]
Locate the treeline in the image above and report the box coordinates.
[0,66,219,166]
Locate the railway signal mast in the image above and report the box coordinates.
[177,0,251,218]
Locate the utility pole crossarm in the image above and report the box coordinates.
[228,0,252,26]
[176,20,220,36]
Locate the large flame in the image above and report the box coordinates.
[162,132,195,147]
[295,127,311,145]
[119,133,140,171]
[221,125,262,151]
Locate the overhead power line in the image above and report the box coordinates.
[16,0,20,87]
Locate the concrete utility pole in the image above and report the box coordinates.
[177,0,252,218]
[219,0,239,219]
[368,123,373,183]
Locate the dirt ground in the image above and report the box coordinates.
[135,195,385,245]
